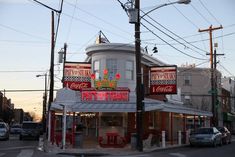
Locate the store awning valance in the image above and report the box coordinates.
[51,88,212,117]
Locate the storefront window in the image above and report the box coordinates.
[101,114,123,127]
[125,61,133,80]
[107,59,117,79]
[94,60,100,79]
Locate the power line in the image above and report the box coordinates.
[141,14,208,56]
[147,31,235,46]
[65,0,78,42]
[190,3,211,25]
[168,0,199,29]
[198,0,221,25]
[0,23,48,41]
[62,12,132,41]
[64,0,132,36]
[218,63,234,77]
[141,22,207,60]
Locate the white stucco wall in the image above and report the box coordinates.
[86,43,139,93]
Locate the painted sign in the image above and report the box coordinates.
[81,87,129,102]
[63,62,91,90]
[150,66,177,94]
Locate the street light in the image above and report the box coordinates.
[36,73,48,133]
[127,0,190,152]
[141,0,190,18]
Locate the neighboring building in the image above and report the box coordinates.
[0,92,3,120]
[13,109,24,124]
[221,77,235,133]
[177,65,223,127]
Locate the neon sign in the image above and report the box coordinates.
[81,88,129,102]
[91,69,121,89]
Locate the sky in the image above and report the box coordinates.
[0,0,235,119]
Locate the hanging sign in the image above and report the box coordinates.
[63,62,91,90]
[150,66,177,94]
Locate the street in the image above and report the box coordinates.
[146,142,235,157]
[0,134,65,157]
[0,134,235,157]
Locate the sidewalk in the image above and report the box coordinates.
[41,139,189,156]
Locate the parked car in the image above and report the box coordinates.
[216,126,231,144]
[10,124,22,134]
[0,122,9,140]
[19,121,40,140]
[189,127,222,147]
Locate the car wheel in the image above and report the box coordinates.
[213,140,217,147]
[190,142,194,147]
[219,139,223,146]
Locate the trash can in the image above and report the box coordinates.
[74,132,83,148]
[131,133,137,149]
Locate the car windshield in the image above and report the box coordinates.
[12,125,21,128]
[22,123,38,129]
[216,127,225,132]
[0,123,5,128]
[194,128,213,134]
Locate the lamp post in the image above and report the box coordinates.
[127,0,190,152]
[36,73,47,133]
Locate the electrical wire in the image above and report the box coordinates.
[62,12,131,41]
[190,3,211,25]
[218,63,234,77]
[141,22,207,60]
[65,0,78,42]
[141,13,208,55]
[64,0,132,36]
[0,23,48,41]
[198,0,221,25]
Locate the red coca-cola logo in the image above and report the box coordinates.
[70,82,89,90]
[155,86,173,92]
[151,85,176,94]
[64,81,91,90]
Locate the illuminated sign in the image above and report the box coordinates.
[150,66,177,94]
[81,88,129,102]
[91,69,121,90]
[63,62,91,90]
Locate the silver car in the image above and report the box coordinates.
[189,127,222,147]
[0,122,9,140]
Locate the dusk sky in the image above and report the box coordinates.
[0,0,235,118]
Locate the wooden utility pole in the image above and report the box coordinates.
[198,25,223,126]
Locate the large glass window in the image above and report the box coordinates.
[107,59,117,79]
[125,61,134,80]
[93,60,100,79]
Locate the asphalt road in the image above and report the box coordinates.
[147,142,235,157]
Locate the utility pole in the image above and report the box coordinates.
[213,45,224,126]
[199,25,223,126]
[48,11,55,110]
[135,0,143,152]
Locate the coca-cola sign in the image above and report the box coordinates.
[63,62,91,90]
[150,66,177,94]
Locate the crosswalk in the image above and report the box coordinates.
[0,149,35,157]
[16,149,34,157]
